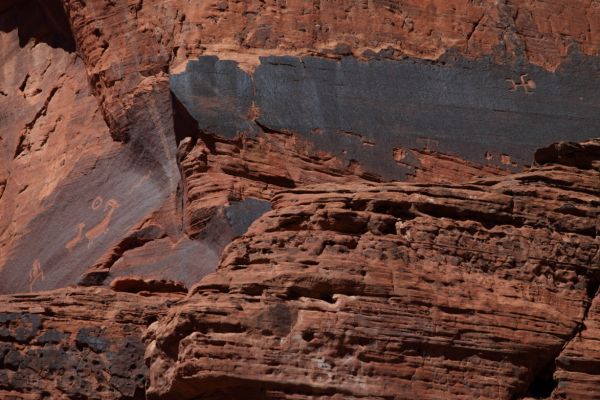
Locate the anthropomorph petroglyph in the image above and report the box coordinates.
[85,199,120,244]
[506,74,536,94]
[29,259,44,292]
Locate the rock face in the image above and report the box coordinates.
[172,55,600,179]
[0,0,599,399]
[0,287,184,399]
[146,154,600,400]
[2,0,600,293]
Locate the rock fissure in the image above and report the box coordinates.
[14,85,61,158]
[523,274,600,399]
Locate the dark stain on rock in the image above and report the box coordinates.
[172,52,600,180]
[0,313,42,343]
[257,303,298,337]
[224,198,272,237]
[170,56,257,138]
[75,327,109,353]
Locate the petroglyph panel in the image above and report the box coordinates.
[173,54,600,180]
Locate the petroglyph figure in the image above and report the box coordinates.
[65,222,85,251]
[29,259,44,292]
[85,199,119,244]
[91,196,103,210]
[506,74,536,94]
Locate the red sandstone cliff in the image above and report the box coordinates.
[0,0,599,399]
[145,145,600,400]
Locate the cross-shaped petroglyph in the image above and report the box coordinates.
[506,74,536,94]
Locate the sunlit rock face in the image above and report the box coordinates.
[0,0,599,399]
[146,145,600,400]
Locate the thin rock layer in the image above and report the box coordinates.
[147,145,600,399]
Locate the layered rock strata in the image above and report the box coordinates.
[0,142,597,399]
[2,0,600,293]
[0,0,600,397]
[147,147,600,399]
[0,287,183,399]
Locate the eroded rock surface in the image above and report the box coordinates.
[0,287,183,399]
[147,155,600,400]
[2,0,599,293]
[0,0,600,399]
[110,276,188,294]
[554,292,600,400]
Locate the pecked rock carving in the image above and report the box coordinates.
[506,74,537,94]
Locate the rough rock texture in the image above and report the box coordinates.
[554,293,600,400]
[0,287,183,399]
[2,0,600,294]
[147,153,600,400]
[535,139,600,170]
[110,276,188,294]
[165,0,600,72]
[0,0,600,399]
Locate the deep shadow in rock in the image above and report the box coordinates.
[172,90,201,147]
[0,0,75,52]
[524,361,557,399]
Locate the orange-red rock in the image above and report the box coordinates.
[0,0,113,284]
[147,154,600,399]
[2,0,599,293]
[0,287,183,399]
[110,276,188,294]
[0,0,599,399]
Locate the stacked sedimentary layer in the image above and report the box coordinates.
[2,0,600,293]
[0,286,183,399]
[0,0,600,399]
[0,140,597,399]
[145,143,600,400]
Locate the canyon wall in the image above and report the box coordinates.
[0,0,598,399]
